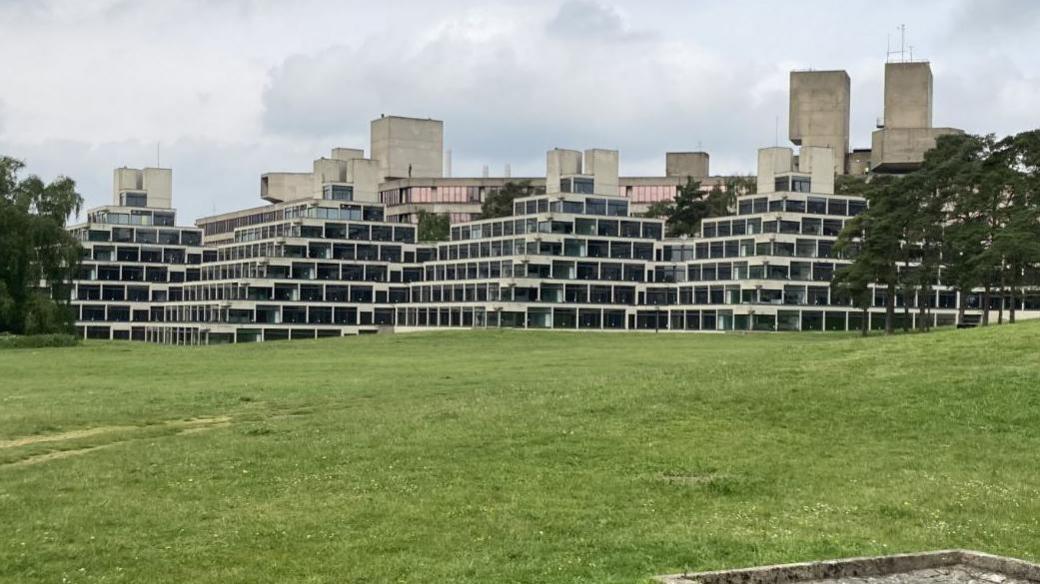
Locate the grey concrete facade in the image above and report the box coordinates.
[871,61,963,173]
[789,70,850,175]
[370,115,444,180]
[666,152,710,180]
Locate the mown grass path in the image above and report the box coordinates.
[1,325,1039,583]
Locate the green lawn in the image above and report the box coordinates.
[2,325,1040,583]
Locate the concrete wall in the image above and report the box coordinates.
[112,167,172,208]
[330,148,364,162]
[789,70,850,175]
[797,146,835,195]
[871,127,963,173]
[347,158,384,203]
[757,147,793,194]
[546,149,583,195]
[261,173,313,203]
[370,116,443,180]
[142,168,172,209]
[313,158,349,186]
[846,150,872,176]
[113,168,141,202]
[584,148,619,197]
[884,62,933,129]
[665,152,710,180]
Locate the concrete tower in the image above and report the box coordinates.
[370,115,444,180]
[789,70,850,175]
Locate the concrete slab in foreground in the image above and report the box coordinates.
[658,550,1040,584]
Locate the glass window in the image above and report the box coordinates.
[807,197,827,214]
[562,201,584,214]
[363,206,383,222]
[641,222,662,240]
[324,185,354,201]
[121,191,147,207]
[785,199,806,213]
[573,177,594,194]
[792,176,811,193]
[586,198,607,216]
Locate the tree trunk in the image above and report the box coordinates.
[861,305,869,337]
[885,281,896,335]
[902,290,911,332]
[918,284,928,332]
[1010,284,1017,324]
[997,271,1006,325]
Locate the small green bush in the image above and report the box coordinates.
[0,333,80,349]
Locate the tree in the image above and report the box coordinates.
[0,156,83,335]
[833,175,903,334]
[643,177,720,237]
[416,210,450,242]
[481,180,538,219]
[1001,130,1040,323]
[830,239,875,337]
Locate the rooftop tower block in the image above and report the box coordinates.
[789,70,850,175]
[370,115,444,180]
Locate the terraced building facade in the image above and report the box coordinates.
[66,141,1040,344]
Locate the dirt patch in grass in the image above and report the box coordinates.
[0,415,234,468]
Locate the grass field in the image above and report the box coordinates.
[2,324,1040,583]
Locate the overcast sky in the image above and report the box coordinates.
[1,0,1038,222]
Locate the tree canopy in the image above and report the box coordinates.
[833,130,1040,334]
[481,180,539,219]
[0,156,83,335]
[645,176,750,237]
[416,210,450,242]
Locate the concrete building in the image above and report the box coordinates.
[379,144,728,223]
[64,59,1033,342]
[68,168,204,340]
[370,115,444,180]
[67,141,1040,343]
[113,167,173,209]
[789,70,850,175]
[261,148,383,204]
[870,61,963,173]
[788,61,963,175]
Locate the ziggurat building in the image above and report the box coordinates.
[67,61,1040,342]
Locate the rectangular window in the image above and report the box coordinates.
[573,177,594,194]
[121,191,147,207]
[324,185,354,201]
[586,198,607,216]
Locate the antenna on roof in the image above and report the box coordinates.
[887,24,908,62]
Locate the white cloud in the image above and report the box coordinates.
[0,0,1038,222]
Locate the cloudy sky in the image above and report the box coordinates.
[1,0,1038,221]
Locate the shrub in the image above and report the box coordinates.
[0,333,80,350]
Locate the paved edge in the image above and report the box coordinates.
[657,550,1040,584]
